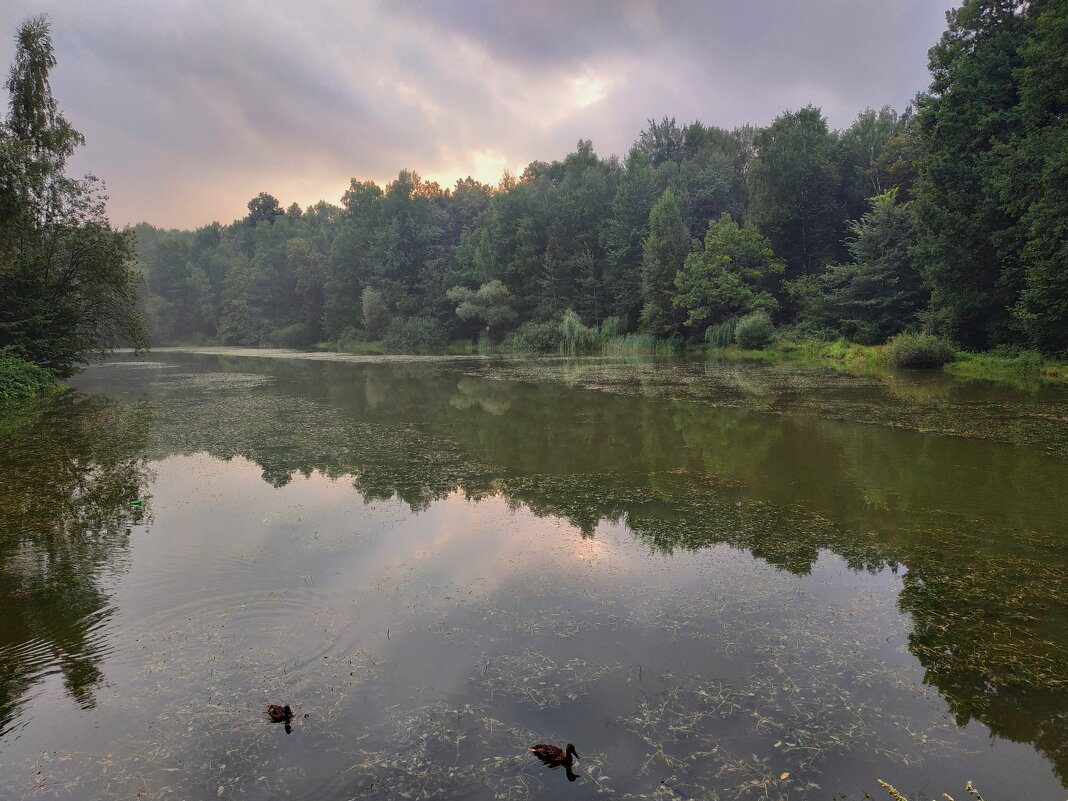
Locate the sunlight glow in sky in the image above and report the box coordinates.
[0,0,957,229]
[572,75,610,109]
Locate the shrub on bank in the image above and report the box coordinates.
[382,317,447,354]
[270,322,315,348]
[705,318,739,348]
[502,321,561,352]
[0,350,57,406]
[883,332,956,369]
[735,312,775,349]
[599,316,623,340]
[559,309,599,354]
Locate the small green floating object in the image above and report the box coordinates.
[129,500,143,506]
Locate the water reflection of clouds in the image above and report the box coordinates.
[21,353,1064,798]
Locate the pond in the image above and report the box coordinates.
[1,349,1066,800]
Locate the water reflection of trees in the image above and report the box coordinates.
[89,354,1068,781]
[0,394,153,734]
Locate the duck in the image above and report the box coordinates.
[529,743,579,767]
[266,704,292,722]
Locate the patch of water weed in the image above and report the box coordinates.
[158,370,274,391]
[619,657,960,800]
[475,650,622,709]
[147,351,1068,457]
[340,702,614,799]
[465,591,596,639]
[146,383,497,510]
[481,358,1068,457]
[17,353,1060,798]
[481,467,1068,765]
[6,650,384,801]
[107,360,172,370]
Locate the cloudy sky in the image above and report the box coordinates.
[0,1,956,230]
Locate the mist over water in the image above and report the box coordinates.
[1,350,1065,800]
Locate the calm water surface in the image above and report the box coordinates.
[1,350,1066,800]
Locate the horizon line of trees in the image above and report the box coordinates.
[135,3,1067,357]
[136,107,935,353]
[5,0,1065,382]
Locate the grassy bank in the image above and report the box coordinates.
[296,332,1068,387]
[714,338,883,369]
[945,349,1068,383]
[711,337,1068,385]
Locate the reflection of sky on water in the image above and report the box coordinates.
[1,353,1066,800]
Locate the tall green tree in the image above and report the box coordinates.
[325,179,382,337]
[635,116,685,167]
[670,123,752,236]
[674,213,783,333]
[451,141,617,326]
[602,148,657,328]
[790,190,926,344]
[912,0,1030,349]
[867,120,923,202]
[286,237,327,343]
[446,279,514,338]
[640,189,688,337]
[0,15,147,375]
[748,106,843,279]
[835,106,907,223]
[217,256,257,345]
[374,170,448,316]
[360,286,390,339]
[1006,0,1068,353]
[246,192,283,225]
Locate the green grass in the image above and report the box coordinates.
[710,337,1068,385]
[713,338,882,369]
[602,333,660,354]
[947,349,1068,383]
[322,331,1068,385]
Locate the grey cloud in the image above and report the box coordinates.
[386,0,649,66]
[0,0,955,228]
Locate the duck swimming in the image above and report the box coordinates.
[266,704,292,722]
[529,743,579,767]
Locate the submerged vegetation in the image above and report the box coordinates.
[1,353,1065,798]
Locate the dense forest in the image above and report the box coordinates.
[131,0,1068,358]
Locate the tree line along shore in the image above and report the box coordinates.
[3,2,1068,411]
